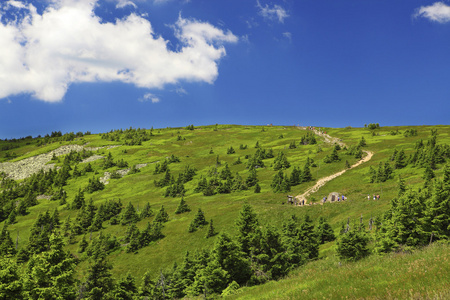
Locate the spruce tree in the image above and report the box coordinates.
[315,217,336,244]
[175,198,191,214]
[154,206,169,223]
[23,234,78,300]
[121,202,139,225]
[235,203,259,255]
[394,149,407,169]
[0,258,23,299]
[0,224,16,257]
[205,219,217,238]
[336,226,370,261]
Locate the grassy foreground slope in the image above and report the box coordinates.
[1,124,449,297]
[231,242,450,300]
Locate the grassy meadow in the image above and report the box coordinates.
[1,124,449,298]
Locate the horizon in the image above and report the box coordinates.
[1,0,450,139]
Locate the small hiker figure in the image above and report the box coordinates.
[342,195,345,201]
[302,199,305,206]
[367,194,370,200]
[323,196,326,203]
[373,194,376,200]
[377,194,380,200]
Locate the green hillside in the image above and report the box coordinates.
[0,124,449,299]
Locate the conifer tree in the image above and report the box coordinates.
[235,204,259,255]
[0,224,16,257]
[315,217,336,244]
[175,198,191,214]
[254,183,261,193]
[140,202,153,219]
[246,167,258,187]
[0,257,23,299]
[205,219,217,238]
[154,206,169,223]
[298,215,319,260]
[84,253,115,300]
[112,273,138,300]
[23,234,78,300]
[121,202,139,225]
[336,226,370,261]
[394,149,407,169]
[76,236,88,256]
[71,189,85,210]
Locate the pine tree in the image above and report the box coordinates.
[121,202,139,225]
[205,219,217,238]
[297,215,319,260]
[254,183,261,193]
[112,273,138,300]
[71,189,85,210]
[0,224,16,257]
[235,203,259,255]
[246,167,258,187]
[140,202,154,219]
[188,208,208,232]
[175,198,191,214]
[337,226,370,261]
[84,254,115,300]
[315,217,336,244]
[23,233,78,300]
[301,164,313,182]
[78,235,89,253]
[154,206,169,223]
[394,149,407,169]
[0,257,23,299]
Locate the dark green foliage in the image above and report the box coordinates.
[116,158,128,168]
[205,219,217,238]
[273,151,290,170]
[315,217,336,244]
[188,208,208,232]
[0,257,23,299]
[300,132,317,145]
[154,206,169,223]
[323,147,340,163]
[298,215,319,260]
[246,167,258,187]
[271,170,291,193]
[394,149,407,169]
[102,152,116,169]
[85,177,105,193]
[0,224,16,257]
[232,156,242,165]
[367,123,380,130]
[23,233,78,300]
[227,146,236,154]
[185,124,195,130]
[71,189,85,210]
[121,202,140,225]
[359,136,366,147]
[175,198,191,214]
[288,141,297,149]
[235,203,259,255]
[83,254,115,300]
[254,183,261,193]
[7,208,16,225]
[140,202,153,219]
[84,162,93,173]
[109,170,121,179]
[78,235,89,253]
[337,226,370,261]
[128,164,140,174]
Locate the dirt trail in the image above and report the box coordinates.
[295,127,373,205]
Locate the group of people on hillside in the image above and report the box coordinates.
[322,194,346,203]
[368,194,380,200]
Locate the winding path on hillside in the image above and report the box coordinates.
[295,127,374,205]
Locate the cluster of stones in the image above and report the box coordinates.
[100,163,148,185]
[0,144,120,181]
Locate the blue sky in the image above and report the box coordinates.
[0,0,449,139]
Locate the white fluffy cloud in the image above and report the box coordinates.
[256,0,289,23]
[414,2,450,23]
[0,0,237,102]
[139,93,160,103]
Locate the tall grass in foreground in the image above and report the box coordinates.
[231,242,450,299]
